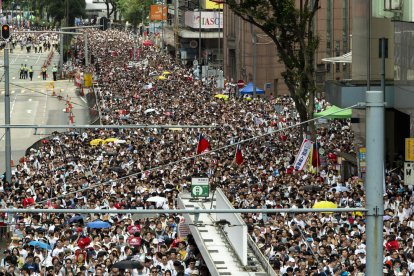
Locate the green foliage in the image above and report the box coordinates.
[117,0,152,27]
[225,0,320,124]
[46,0,86,26]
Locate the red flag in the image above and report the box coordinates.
[22,197,35,208]
[235,144,243,165]
[196,134,210,154]
[312,143,320,167]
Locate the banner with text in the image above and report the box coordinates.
[184,11,223,29]
[293,139,313,171]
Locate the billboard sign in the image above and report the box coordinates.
[204,0,223,9]
[184,11,223,29]
[150,5,167,21]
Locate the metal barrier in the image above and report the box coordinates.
[247,235,278,276]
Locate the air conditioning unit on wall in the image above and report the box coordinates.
[384,0,403,11]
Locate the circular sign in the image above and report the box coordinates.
[193,59,198,66]
[319,148,325,155]
[192,185,204,196]
[237,79,245,89]
[189,40,198,48]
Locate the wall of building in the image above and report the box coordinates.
[223,0,353,96]
[352,0,395,82]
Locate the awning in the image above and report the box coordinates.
[179,29,223,39]
[322,52,352,64]
[313,105,352,119]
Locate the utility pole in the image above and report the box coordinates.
[174,0,180,64]
[198,0,202,64]
[250,23,257,98]
[84,32,89,67]
[4,43,11,184]
[365,90,385,276]
[59,33,64,69]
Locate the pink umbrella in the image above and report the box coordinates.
[128,237,141,246]
[143,40,153,46]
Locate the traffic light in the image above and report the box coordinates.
[1,24,10,40]
[99,17,108,31]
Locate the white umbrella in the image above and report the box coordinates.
[146,196,168,208]
[329,185,349,193]
[143,83,153,90]
[114,140,127,144]
[144,108,157,114]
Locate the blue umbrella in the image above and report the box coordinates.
[86,220,111,229]
[28,240,52,250]
[68,215,84,224]
[239,82,265,94]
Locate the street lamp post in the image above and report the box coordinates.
[161,0,165,53]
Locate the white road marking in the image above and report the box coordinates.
[27,110,32,114]
[28,99,32,102]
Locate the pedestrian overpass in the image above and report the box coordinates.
[177,188,276,276]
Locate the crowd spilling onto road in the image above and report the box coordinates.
[0,27,412,276]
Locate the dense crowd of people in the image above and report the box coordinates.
[0,27,412,276]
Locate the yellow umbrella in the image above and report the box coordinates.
[244,97,252,101]
[89,139,104,146]
[353,211,363,217]
[312,201,337,209]
[162,71,171,75]
[313,201,337,214]
[157,75,166,80]
[168,128,183,131]
[214,94,227,99]
[102,138,119,144]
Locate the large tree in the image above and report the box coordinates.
[47,0,86,26]
[225,0,320,134]
[103,0,119,20]
[117,0,151,28]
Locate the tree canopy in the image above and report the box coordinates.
[47,0,86,26]
[117,0,152,27]
[225,0,320,132]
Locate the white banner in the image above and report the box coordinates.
[184,11,223,29]
[293,139,313,171]
[405,162,414,185]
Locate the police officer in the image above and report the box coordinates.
[24,64,28,79]
[52,65,58,81]
[41,66,47,80]
[28,66,34,81]
[19,64,24,79]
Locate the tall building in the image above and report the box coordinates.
[223,0,352,96]
[325,0,414,166]
[163,0,223,76]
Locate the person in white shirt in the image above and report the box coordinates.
[52,240,65,257]
[184,259,197,275]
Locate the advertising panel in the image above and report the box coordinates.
[150,5,167,21]
[184,11,223,29]
[204,0,223,9]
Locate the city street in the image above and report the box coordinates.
[0,47,92,173]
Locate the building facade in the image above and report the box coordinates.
[223,0,352,96]
[163,0,223,77]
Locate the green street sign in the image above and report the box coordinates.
[191,184,209,197]
[191,177,209,197]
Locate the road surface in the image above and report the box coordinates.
[0,46,92,174]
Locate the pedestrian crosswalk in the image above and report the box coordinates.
[0,89,48,95]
